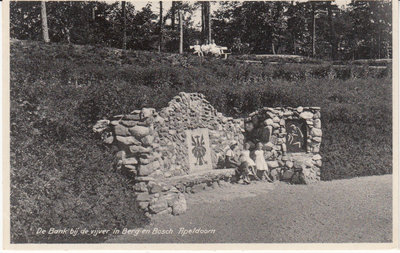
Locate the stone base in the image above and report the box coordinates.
[278,153,321,184]
[136,169,236,217]
[165,168,236,193]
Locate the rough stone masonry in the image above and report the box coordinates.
[93,92,322,217]
[243,106,322,184]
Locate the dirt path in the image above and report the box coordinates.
[107,175,392,243]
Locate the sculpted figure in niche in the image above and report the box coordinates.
[286,120,307,152]
[287,124,304,148]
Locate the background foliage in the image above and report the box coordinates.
[10,1,392,60]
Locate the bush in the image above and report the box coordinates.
[10,42,150,243]
[10,40,392,242]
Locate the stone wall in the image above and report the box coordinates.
[93,93,322,217]
[243,106,322,184]
[156,92,244,175]
[94,92,244,217]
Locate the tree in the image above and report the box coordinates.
[122,1,127,50]
[163,1,197,52]
[207,1,211,43]
[10,0,392,59]
[41,1,50,43]
[200,1,211,43]
[133,4,158,50]
[159,1,163,52]
[327,2,337,60]
[348,0,392,59]
[201,2,206,42]
[211,1,242,48]
[286,1,312,55]
[268,1,289,54]
[212,1,289,54]
[45,1,97,44]
[179,10,183,54]
[10,1,42,41]
[171,1,176,29]
[311,2,316,57]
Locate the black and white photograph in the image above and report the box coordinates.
[2,0,397,249]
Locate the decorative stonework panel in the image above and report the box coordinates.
[286,119,307,152]
[186,128,212,172]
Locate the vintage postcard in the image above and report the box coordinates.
[2,0,398,250]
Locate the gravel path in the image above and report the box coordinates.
[107,175,392,243]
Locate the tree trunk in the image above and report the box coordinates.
[201,2,206,43]
[201,2,211,43]
[41,1,50,43]
[311,2,316,57]
[207,2,211,43]
[122,1,127,50]
[171,1,176,30]
[92,2,96,21]
[159,1,163,52]
[328,3,336,60]
[378,32,381,59]
[179,10,183,54]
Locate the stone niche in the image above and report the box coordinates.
[243,106,322,184]
[93,93,322,217]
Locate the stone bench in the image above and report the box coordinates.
[165,168,236,194]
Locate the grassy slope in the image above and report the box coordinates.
[10,39,392,242]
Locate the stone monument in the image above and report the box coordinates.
[93,93,322,217]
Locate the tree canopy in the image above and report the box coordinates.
[10,1,392,60]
